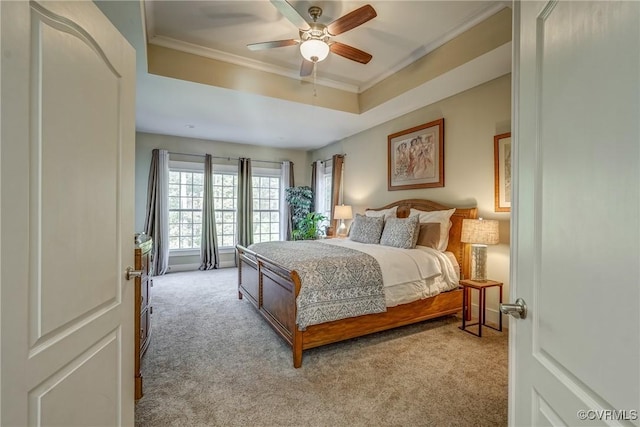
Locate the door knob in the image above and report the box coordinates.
[126,266,142,280]
[500,298,527,319]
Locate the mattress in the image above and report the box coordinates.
[319,239,460,307]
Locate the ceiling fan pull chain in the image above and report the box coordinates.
[313,62,318,97]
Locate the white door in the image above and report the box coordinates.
[511,1,639,425]
[1,1,136,425]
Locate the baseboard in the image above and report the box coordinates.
[470,303,508,329]
[167,260,236,272]
[219,259,236,268]
[167,263,200,272]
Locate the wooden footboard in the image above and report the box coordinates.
[237,245,301,357]
[237,244,463,368]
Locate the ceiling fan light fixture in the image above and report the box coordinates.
[300,39,329,63]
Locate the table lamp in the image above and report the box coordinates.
[461,218,499,281]
[333,205,353,237]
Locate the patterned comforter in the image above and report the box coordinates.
[248,240,386,330]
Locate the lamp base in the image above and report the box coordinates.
[337,220,347,237]
[470,244,487,281]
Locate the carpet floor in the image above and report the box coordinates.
[135,268,508,427]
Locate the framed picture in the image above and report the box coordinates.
[388,118,444,191]
[494,132,511,212]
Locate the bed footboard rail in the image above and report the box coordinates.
[236,244,304,367]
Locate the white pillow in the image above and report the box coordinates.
[365,206,398,219]
[409,208,456,251]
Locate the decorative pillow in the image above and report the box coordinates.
[349,214,384,244]
[409,208,456,251]
[380,216,420,249]
[365,206,398,219]
[415,222,441,249]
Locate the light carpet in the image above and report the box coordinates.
[135,268,508,427]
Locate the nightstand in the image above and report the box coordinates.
[459,279,503,337]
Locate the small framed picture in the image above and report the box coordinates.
[494,132,511,212]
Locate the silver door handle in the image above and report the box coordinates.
[500,298,527,319]
[126,266,142,280]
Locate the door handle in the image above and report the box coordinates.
[126,266,142,280]
[500,298,527,319]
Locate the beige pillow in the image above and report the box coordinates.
[415,223,441,249]
[409,208,455,251]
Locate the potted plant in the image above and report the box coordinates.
[285,186,326,240]
[292,212,328,240]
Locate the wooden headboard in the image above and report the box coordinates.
[366,199,478,281]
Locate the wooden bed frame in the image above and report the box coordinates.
[236,199,478,368]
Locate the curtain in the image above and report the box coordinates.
[199,154,220,270]
[312,160,324,213]
[144,149,169,275]
[279,161,295,241]
[310,161,317,211]
[330,154,344,232]
[237,157,253,247]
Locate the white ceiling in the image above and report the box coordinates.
[99,1,512,150]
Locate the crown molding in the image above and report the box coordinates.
[359,3,510,91]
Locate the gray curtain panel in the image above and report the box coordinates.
[330,154,344,232]
[199,154,220,270]
[237,157,253,247]
[287,161,295,240]
[279,161,295,240]
[310,160,317,211]
[144,148,169,275]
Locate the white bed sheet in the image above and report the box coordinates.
[319,239,460,307]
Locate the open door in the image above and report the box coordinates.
[1,1,136,425]
[509,1,639,425]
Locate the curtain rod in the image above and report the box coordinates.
[312,153,347,165]
[168,151,283,165]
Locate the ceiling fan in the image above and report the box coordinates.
[247,0,377,77]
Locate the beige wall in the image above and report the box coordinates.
[135,75,512,321]
[311,74,512,325]
[135,132,309,270]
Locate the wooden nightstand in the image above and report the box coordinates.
[459,279,503,337]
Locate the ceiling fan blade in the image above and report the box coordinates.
[247,39,299,51]
[300,59,314,77]
[327,4,377,36]
[330,42,372,64]
[270,0,310,31]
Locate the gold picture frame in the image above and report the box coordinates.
[387,118,444,191]
[494,132,511,212]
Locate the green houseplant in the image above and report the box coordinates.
[292,212,327,240]
[285,186,326,240]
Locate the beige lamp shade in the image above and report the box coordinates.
[461,219,499,245]
[334,205,353,220]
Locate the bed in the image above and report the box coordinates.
[236,199,477,367]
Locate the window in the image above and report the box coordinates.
[322,168,333,222]
[168,162,282,250]
[213,172,237,248]
[252,174,281,243]
[313,162,332,231]
[168,170,203,250]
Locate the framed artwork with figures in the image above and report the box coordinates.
[387,118,444,191]
[494,132,511,212]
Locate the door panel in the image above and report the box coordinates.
[36,11,120,343]
[1,1,136,425]
[513,1,639,425]
[29,332,120,426]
